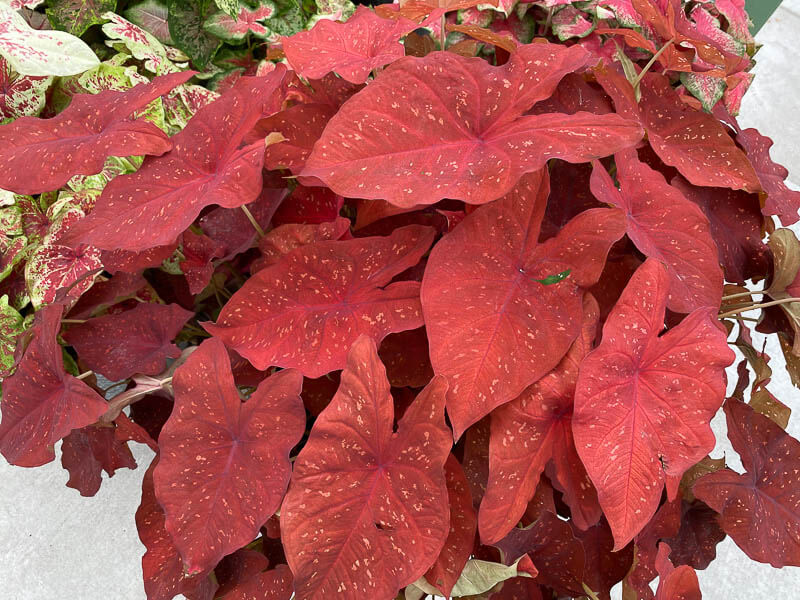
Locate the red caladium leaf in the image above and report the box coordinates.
[223,564,294,600]
[589,150,723,313]
[205,224,434,378]
[282,6,419,84]
[638,74,760,193]
[425,454,478,597]
[0,71,192,195]
[653,543,702,600]
[302,44,644,207]
[480,294,602,545]
[101,243,179,274]
[572,258,734,549]
[421,170,625,438]
[68,271,148,319]
[63,71,290,252]
[252,216,351,273]
[153,338,305,574]
[0,305,107,467]
[281,336,452,600]
[575,520,634,599]
[137,458,218,600]
[60,423,138,497]
[736,128,800,225]
[271,186,344,227]
[462,417,491,507]
[693,398,800,567]
[671,175,770,285]
[63,303,193,382]
[180,230,225,294]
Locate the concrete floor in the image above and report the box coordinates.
[2,3,800,598]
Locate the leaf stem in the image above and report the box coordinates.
[240,205,265,239]
[719,297,800,319]
[440,13,446,50]
[76,370,94,380]
[99,376,174,423]
[633,38,674,88]
[721,290,766,301]
[61,318,87,324]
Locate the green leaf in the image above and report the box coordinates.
[262,0,307,39]
[168,0,221,68]
[214,0,240,17]
[532,269,571,285]
[46,0,118,37]
[0,294,24,380]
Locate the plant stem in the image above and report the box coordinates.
[241,205,265,239]
[61,318,87,324]
[440,13,446,50]
[99,376,173,423]
[542,7,553,36]
[721,290,766,301]
[719,297,800,319]
[76,370,94,380]
[633,38,674,88]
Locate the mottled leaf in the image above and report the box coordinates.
[0,57,51,122]
[0,70,191,194]
[421,170,625,438]
[47,0,117,36]
[693,399,800,567]
[63,302,193,382]
[204,1,277,41]
[0,294,24,379]
[303,44,643,207]
[0,305,108,467]
[167,0,221,68]
[153,338,305,574]
[205,224,434,378]
[281,336,452,600]
[124,0,173,44]
[573,258,734,549]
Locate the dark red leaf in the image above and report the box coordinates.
[693,398,800,567]
[215,549,270,597]
[421,170,625,438]
[539,161,603,241]
[378,327,434,388]
[223,564,294,600]
[425,455,478,597]
[654,543,702,600]
[61,423,137,497]
[63,71,290,252]
[281,336,452,599]
[462,417,491,508]
[575,520,633,600]
[153,338,305,574]
[490,577,543,600]
[736,128,800,225]
[0,71,192,194]
[115,411,158,452]
[63,302,193,382]
[573,258,734,549]
[271,186,344,226]
[0,305,108,467]
[671,175,770,285]
[205,224,434,378]
[663,500,726,570]
[101,243,179,274]
[480,294,602,544]
[302,44,643,207]
[301,372,340,416]
[590,150,724,313]
[68,272,148,319]
[282,6,419,84]
[180,230,225,294]
[136,458,218,600]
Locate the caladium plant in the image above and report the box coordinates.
[1,1,800,599]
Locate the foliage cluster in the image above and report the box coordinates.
[1,0,799,599]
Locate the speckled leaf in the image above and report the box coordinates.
[63,72,288,252]
[0,57,51,122]
[0,294,24,379]
[102,12,178,75]
[180,230,225,294]
[63,302,193,382]
[252,217,351,272]
[0,4,100,77]
[714,0,752,43]
[736,128,800,225]
[480,295,602,545]
[589,150,723,314]
[671,175,769,285]
[153,338,305,574]
[204,1,276,40]
[552,6,595,40]
[205,224,434,378]
[0,70,191,195]
[282,6,417,84]
[271,186,343,226]
[168,0,221,68]
[60,423,137,497]
[0,305,108,467]
[421,170,625,438]
[693,399,800,567]
[124,0,173,44]
[639,74,760,193]
[137,458,219,600]
[303,44,643,207]
[46,0,117,37]
[680,71,725,112]
[224,564,294,600]
[281,336,452,600]
[25,242,102,308]
[653,543,702,600]
[214,0,240,17]
[425,455,477,597]
[572,258,734,550]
